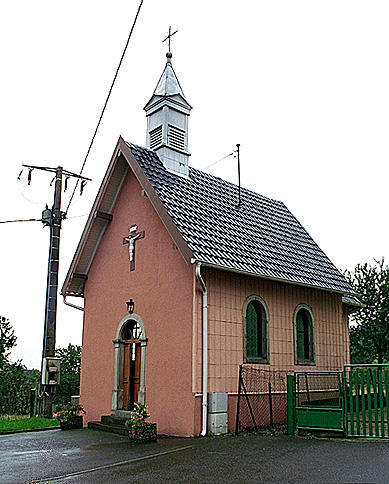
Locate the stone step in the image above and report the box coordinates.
[101,415,128,427]
[88,421,128,436]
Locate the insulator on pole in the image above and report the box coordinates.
[80,180,87,195]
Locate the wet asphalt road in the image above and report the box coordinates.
[1,428,389,483]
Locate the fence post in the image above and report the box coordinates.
[268,382,273,427]
[241,378,258,432]
[235,365,243,434]
[29,388,36,418]
[287,374,296,435]
[304,373,310,402]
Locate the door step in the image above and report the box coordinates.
[88,415,129,436]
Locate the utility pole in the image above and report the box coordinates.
[40,165,63,417]
[21,164,91,418]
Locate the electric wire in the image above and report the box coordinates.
[0,214,88,224]
[202,150,237,170]
[0,218,43,224]
[64,0,144,217]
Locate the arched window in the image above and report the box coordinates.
[294,305,315,364]
[121,319,143,341]
[243,296,269,363]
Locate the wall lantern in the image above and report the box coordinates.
[126,298,135,314]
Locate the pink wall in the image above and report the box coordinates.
[79,165,350,437]
[193,267,350,394]
[80,168,195,436]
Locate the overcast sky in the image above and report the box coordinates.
[1,1,388,369]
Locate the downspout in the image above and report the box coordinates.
[195,262,208,436]
[63,294,84,311]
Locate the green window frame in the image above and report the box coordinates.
[294,305,315,365]
[243,296,269,363]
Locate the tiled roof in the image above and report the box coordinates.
[128,142,353,294]
[342,295,364,307]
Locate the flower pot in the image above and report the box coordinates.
[60,415,83,430]
[129,422,157,442]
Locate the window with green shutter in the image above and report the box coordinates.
[244,297,268,363]
[294,307,315,364]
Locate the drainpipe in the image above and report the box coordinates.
[195,262,208,436]
[63,294,84,311]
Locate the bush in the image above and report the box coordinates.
[54,403,85,430]
[0,364,39,416]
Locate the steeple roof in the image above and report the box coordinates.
[154,54,185,97]
[144,53,191,111]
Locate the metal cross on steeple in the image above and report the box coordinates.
[162,26,178,52]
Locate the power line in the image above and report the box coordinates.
[201,150,237,170]
[0,218,42,224]
[0,213,88,224]
[64,0,145,217]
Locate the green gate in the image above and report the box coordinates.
[344,365,389,438]
[293,371,344,433]
[287,365,389,438]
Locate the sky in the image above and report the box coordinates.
[0,1,388,369]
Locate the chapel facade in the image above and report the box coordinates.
[62,50,358,436]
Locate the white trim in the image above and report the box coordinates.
[84,166,129,277]
[111,314,147,412]
[195,262,208,437]
[115,313,147,340]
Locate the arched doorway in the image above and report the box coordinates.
[111,314,146,413]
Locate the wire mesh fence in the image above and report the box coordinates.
[0,385,33,416]
[235,365,292,433]
[296,372,342,408]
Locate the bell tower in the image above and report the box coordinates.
[144,51,192,176]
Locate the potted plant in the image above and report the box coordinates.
[55,403,86,430]
[125,402,157,442]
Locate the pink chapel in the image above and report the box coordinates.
[61,49,360,436]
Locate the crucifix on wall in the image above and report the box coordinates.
[123,225,145,271]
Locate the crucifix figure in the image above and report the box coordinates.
[162,26,178,52]
[123,225,145,271]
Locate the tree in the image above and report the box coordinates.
[346,258,389,363]
[0,361,36,415]
[0,316,39,415]
[0,316,17,370]
[54,344,82,404]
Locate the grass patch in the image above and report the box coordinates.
[0,417,60,431]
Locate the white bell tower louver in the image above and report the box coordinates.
[144,52,192,176]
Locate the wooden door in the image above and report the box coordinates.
[131,344,141,405]
[123,341,141,410]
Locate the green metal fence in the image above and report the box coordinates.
[287,364,389,438]
[344,365,389,438]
